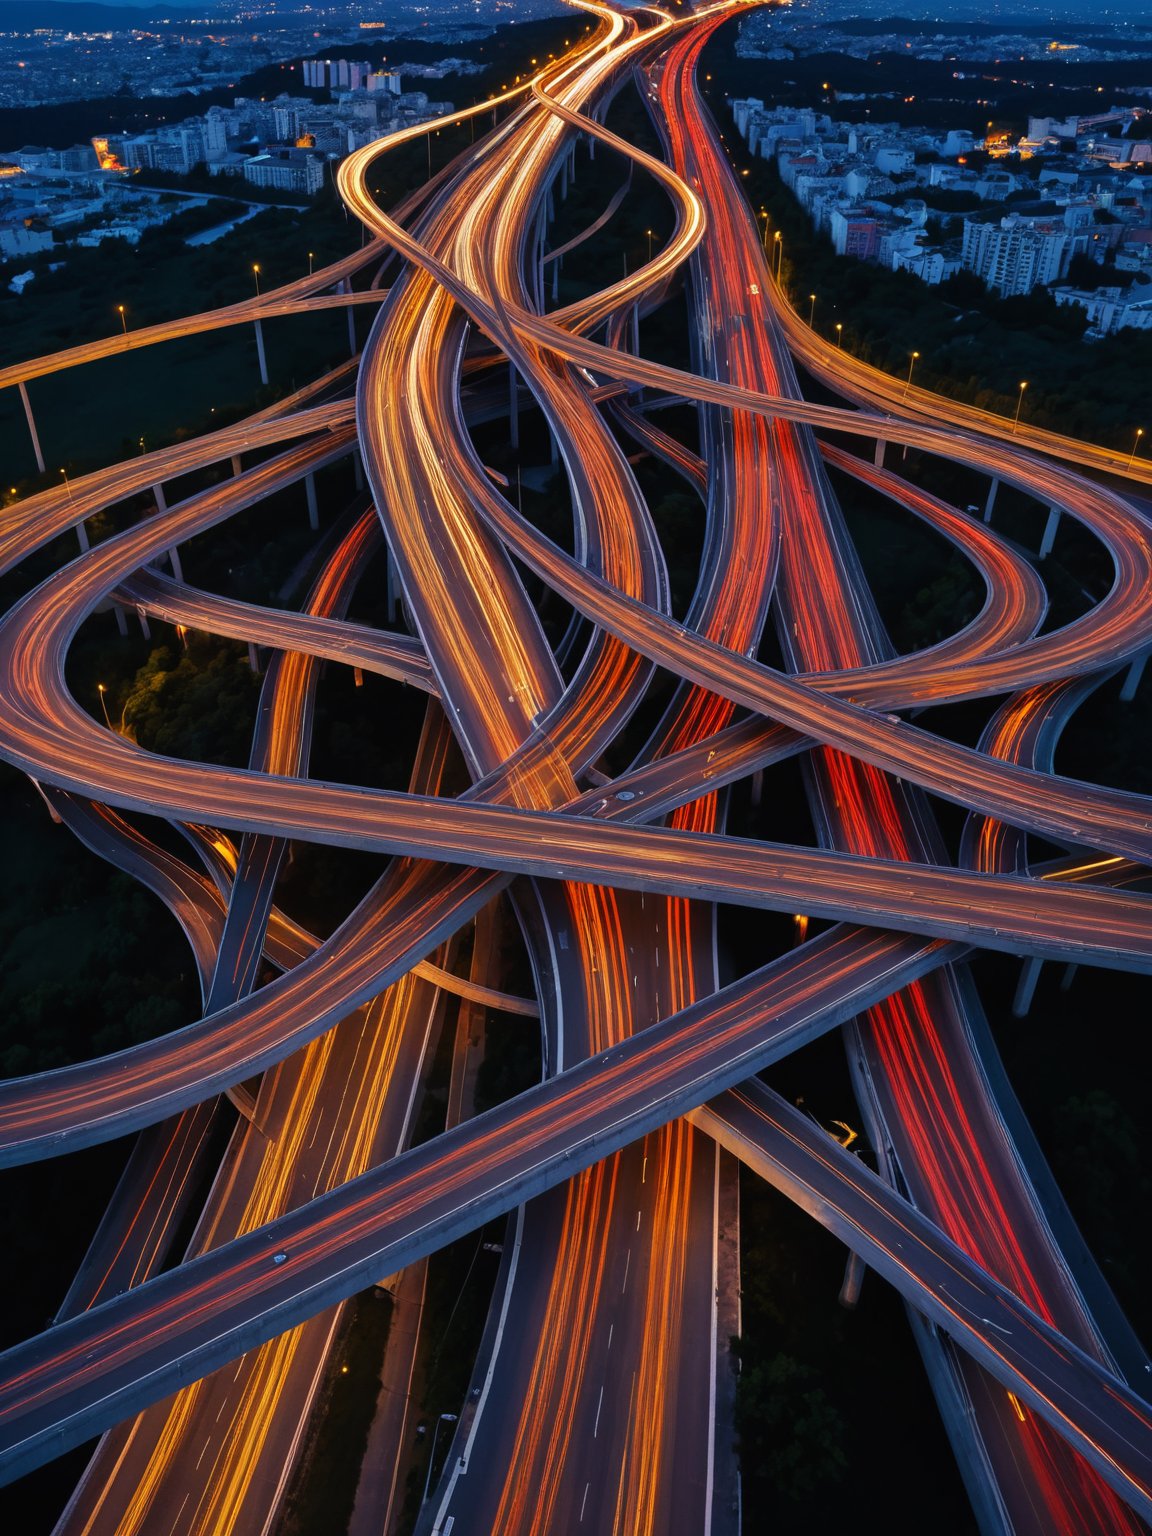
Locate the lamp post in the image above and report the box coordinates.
[117,304,128,337]
[808,292,816,326]
[835,323,843,347]
[421,1413,458,1506]
[252,263,261,296]
[903,350,920,399]
[1011,380,1028,435]
[646,228,654,262]
[59,467,73,501]
[308,250,314,277]
[1127,427,1144,470]
[773,229,782,279]
[759,208,769,253]
[97,684,111,729]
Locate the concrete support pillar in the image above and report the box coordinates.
[305,471,319,531]
[873,438,886,468]
[153,482,167,517]
[343,279,357,357]
[1039,505,1061,560]
[551,254,560,306]
[252,318,269,387]
[630,303,640,358]
[560,159,568,202]
[750,767,764,810]
[983,475,999,524]
[75,521,90,554]
[18,380,45,474]
[231,455,243,478]
[386,547,399,624]
[508,362,520,452]
[1060,963,1078,992]
[352,446,365,492]
[546,187,555,224]
[135,605,151,640]
[838,1250,866,1310]
[1012,956,1043,1018]
[247,642,260,673]
[1120,649,1147,703]
[167,546,184,583]
[113,603,129,637]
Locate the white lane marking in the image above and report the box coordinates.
[636,1208,642,1232]
[622,1249,631,1294]
[580,1482,591,1523]
[593,1384,605,1438]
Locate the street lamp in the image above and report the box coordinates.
[835,322,843,347]
[421,1413,458,1505]
[903,350,920,399]
[1127,427,1144,470]
[59,467,73,501]
[646,228,654,262]
[759,208,770,253]
[308,250,314,277]
[773,229,782,279]
[252,263,261,295]
[97,683,111,729]
[117,304,128,337]
[1011,380,1028,435]
[808,292,816,326]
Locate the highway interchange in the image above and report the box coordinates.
[0,1,1150,1532]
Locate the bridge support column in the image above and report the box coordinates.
[231,455,243,478]
[167,546,183,583]
[135,604,151,640]
[386,548,399,624]
[508,362,520,452]
[343,279,357,357]
[225,1082,262,1125]
[560,159,569,202]
[983,475,999,523]
[1120,649,1147,702]
[252,318,269,386]
[873,438,886,468]
[1039,505,1061,559]
[75,521,90,554]
[247,642,260,673]
[113,603,129,637]
[305,471,319,531]
[1060,963,1078,991]
[153,482,167,517]
[1012,957,1043,1018]
[749,767,763,810]
[18,381,46,474]
[839,1250,866,1310]
[546,187,555,224]
[352,446,365,492]
[630,303,640,359]
[551,254,560,306]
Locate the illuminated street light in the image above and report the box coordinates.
[835,322,843,347]
[773,229,782,279]
[646,228,654,262]
[116,304,128,337]
[1127,427,1144,470]
[1012,380,1028,435]
[421,1412,458,1505]
[759,207,770,253]
[903,350,920,399]
[308,251,314,277]
[96,683,111,729]
[808,292,816,326]
[252,263,261,295]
